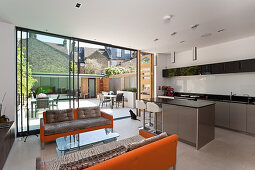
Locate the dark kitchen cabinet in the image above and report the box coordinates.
[162,69,168,77]
[224,61,241,73]
[201,65,211,75]
[246,105,255,134]
[241,59,255,72]
[215,101,230,128]
[229,103,246,132]
[211,63,225,74]
[163,58,255,77]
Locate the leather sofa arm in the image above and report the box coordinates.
[139,129,156,138]
[101,111,113,127]
[40,118,45,143]
[40,118,44,127]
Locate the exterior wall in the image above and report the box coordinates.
[102,78,109,92]
[0,21,15,122]
[81,78,88,97]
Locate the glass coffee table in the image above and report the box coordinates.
[56,129,119,156]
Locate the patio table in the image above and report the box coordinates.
[31,98,54,118]
[103,94,117,109]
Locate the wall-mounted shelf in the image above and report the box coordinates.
[163,58,255,77]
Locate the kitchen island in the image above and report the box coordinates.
[143,98,215,149]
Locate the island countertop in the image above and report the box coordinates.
[143,97,215,108]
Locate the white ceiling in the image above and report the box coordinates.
[1,0,255,53]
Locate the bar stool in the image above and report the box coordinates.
[136,100,147,129]
[146,102,162,133]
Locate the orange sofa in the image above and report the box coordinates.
[85,130,178,170]
[37,130,178,170]
[40,107,113,148]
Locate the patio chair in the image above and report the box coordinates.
[51,94,60,109]
[35,97,50,118]
[98,93,111,107]
[114,93,124,108]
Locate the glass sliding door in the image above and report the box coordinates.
[17,30,29,135]
[16,29,78,136]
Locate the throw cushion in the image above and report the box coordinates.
[77,106,101,119]
[127,132,168,151]
[59,146,127,170]
[45,109,74,123]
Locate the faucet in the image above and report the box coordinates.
[230,92,236,101]
[243,94,250,103]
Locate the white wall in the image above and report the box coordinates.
[0,21,16,121]
[154,53,170,96]
[156,35,255,96]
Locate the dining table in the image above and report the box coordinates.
[103,94,117,109]
[103,94,125,109]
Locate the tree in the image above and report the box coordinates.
[17,41,37,99]
[105,66,129,77]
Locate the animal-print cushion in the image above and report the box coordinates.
[59,146,127,170]
[77,106,101,119]
[127,132,168,151]
[45,109,74,123]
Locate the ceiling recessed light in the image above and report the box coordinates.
[154,38,159,42]
[201,33,212,38]
[75,3,81,8]
[179,40,185,43]
[217,29,225,33]
[171,32,177,36]
[163,15,174,23]
[191,24,199,30]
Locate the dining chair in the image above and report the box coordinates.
[98,93,111,107]
[51,94,60,109]
[114,93,124,108]
[35,97,50,118]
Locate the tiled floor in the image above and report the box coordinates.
[4,118,255,170]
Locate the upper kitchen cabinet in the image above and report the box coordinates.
[241,59,255,72]
[224,61,241,73]
[201,65,211,75]
[211,63,225,74]
[163,58,255,77]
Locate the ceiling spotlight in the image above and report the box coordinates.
[163,15,174,23]
[201,33,212,38]
[217,29,225,33]
[171,32,177,36]
[75,3,81,8]
[179,40,185,43]
[191,24,199,30]
[154,38,159,42]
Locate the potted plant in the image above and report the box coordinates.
[0,114,9,123]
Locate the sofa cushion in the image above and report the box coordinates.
[127,132,168,151]
[72,117,111,131]
[44,121,75,136]
[59,146,127,170]
[44,117,111,136]
[45,109,74,123]
[77,106,101,119]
